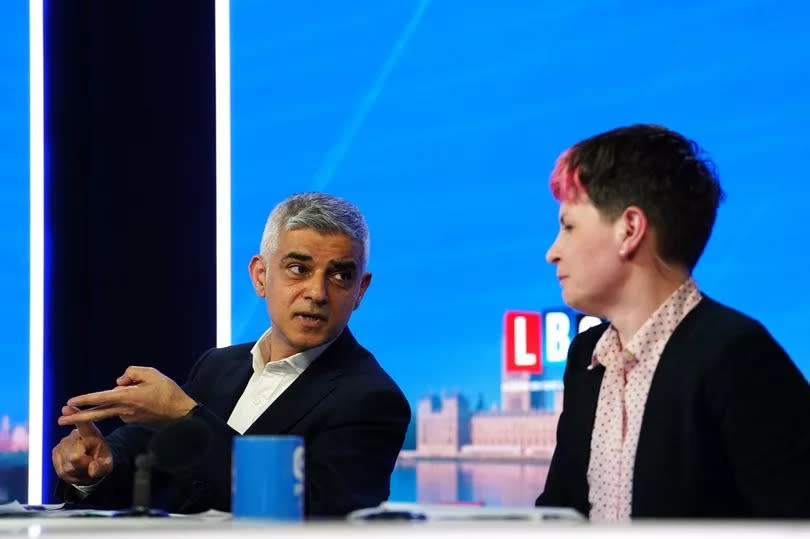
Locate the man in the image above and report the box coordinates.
[536,124,810,519]
[52,192,411,517]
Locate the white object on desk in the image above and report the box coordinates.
[348,502,585,522]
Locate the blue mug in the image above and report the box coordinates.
[232,435,305,519]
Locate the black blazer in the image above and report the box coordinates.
[69,328,411,517]
[536,297,810,518]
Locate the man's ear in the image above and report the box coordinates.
[353,273,372,310]
[248,255,267,298]
[616,206,648,260]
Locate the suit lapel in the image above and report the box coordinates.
[575,325,608,429]
[570,326,608,488]
[245,329,356,435]
[575,360,605,452]
[583,364,605,416]
[195,347,254,420]
[228,357,255,417]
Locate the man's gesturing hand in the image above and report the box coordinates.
[57,366,197,426]
[52,407,113,485]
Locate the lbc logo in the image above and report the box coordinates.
[504,310,602,373]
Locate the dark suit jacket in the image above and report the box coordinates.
[536,297,810,518]
[66,328,411,517]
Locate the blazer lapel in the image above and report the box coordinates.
[573,324,608,425]
[193,346,254,421]
[244,329,355,435]
[570,327,608,472]
[582,363,605,430]
[228,358,255,418]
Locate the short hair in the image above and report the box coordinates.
[550,124,724,270]
[260,192,370,267]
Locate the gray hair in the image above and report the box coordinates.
[260,192,370,266]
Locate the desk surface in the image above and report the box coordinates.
[0,517,807,538]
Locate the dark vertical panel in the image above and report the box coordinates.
[44,0,216,501]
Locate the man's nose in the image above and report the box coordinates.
[304,275,329,304]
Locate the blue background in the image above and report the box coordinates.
[0,1,30,430]
[230,1,810,421]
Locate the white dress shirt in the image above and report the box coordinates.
[226,327,334,434]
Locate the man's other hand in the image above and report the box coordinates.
[52,408,113,485]
[57,366,197,425]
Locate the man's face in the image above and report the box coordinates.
[249,228,371,360]
[545,198,626,317]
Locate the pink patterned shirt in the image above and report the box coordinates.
[587,278,702,522]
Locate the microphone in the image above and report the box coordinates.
[130,416,211,516]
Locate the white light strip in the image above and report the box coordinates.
[215,0,232,347]
[28,0,44,504]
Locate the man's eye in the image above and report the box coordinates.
[333,271,353,282]
[562,224,574,232]
[288,264,307,275]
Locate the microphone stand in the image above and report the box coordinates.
[125,453,168,517]
[112,416,210,517]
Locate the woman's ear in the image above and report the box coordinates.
[616,206,648,259]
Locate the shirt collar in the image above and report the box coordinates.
[590,277,702,370]
[249,327,340,375]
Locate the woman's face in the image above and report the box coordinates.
[545,198,627,317]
